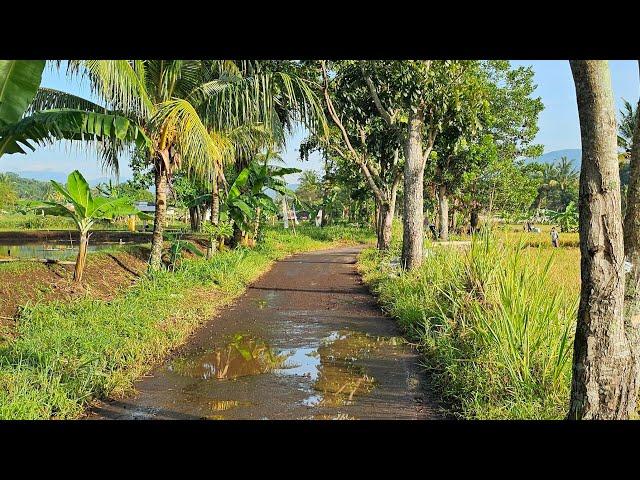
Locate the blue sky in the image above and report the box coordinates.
[1,61,638,184]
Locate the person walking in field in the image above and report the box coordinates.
[551,226,560,248]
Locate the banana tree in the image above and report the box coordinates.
[547,201,579,233]
[38,170,148,282]
[221,158,300,245]
[0,60,45,129]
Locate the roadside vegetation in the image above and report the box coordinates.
[359,225,579,419]
[1,59,640,419]
[0,226,370,419]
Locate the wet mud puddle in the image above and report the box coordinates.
[162,330,403,419]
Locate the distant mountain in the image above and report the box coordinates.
[6,171,124,186]
[9,170,69,183]
[525,149,582,168]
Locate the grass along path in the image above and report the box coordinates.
[358,230,579,419]
[0,227,374,419]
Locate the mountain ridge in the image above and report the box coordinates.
[525,149,582,167]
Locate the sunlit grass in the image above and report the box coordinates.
[358,228,580,419]
[0,226,368,419]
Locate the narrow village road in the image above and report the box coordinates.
[90,246,442,420]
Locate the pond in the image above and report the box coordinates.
[0,241,122,261]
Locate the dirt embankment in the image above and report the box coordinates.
[0,248,149,337]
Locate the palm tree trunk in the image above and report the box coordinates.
[568,60,638,419]
[211,176,220,225]
[401,112,425,270]
[253,207,261,241]
[73,232,89,283]
[150,165,168,270]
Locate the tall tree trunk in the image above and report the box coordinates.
[377,201,393,250]
[438,184,449,241]
[376,173,401,251]
[150,164,168,271]
[231,222,243,248]
[568,60,638,419]
[211,175,220,225]
[73,232,89,283]
[401,112,425,270]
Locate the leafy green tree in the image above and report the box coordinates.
[357,60,493,267]
[296,170,323,211]
[618,98,637,160]
[0,173,18,210]
[38,170,145,282]
[299,60,403,250]
[221,156,299,245]
[452,62,543,231]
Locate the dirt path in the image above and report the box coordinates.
[89,246,442,420]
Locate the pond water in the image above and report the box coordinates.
[0,242,117,261]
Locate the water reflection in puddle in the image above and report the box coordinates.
[167,330,405,412]
[277,330,404,408]
[169,333,287,380]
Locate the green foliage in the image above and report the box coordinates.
[0,226,368,418]
[0,173,18,210]
[0,60,45,127]
[0,172,60,202]
[163,232,204,270]
[359,231,577,419]
[95,179,154,203]
[0,109,150,156]
[618,98,638,158]
[547,201,579,232]
[221,155,300,231]
[201,220,234,240]
[39,170,145,234]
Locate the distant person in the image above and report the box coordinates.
[429,222,439,240]
[551,227,560,248]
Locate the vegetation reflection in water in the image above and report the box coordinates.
[278,330,406,408]
[169,330,406,412]
[169,333,288,380]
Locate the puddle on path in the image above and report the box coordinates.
[168,333,287,380]
[276,330,406,408]
[166,329,407,414]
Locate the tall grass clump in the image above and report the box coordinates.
[359,229,578,419]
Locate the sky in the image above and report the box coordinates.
[1,61,638,184]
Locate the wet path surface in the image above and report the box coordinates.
[90,246,442,420]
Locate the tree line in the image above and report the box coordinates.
[1,59,640,419]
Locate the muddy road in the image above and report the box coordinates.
[89,246,442,420]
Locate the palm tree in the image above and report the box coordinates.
[554,156,579,191]
[532,162,558,211]
[618,98,637,160]
[1,60,326,270]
